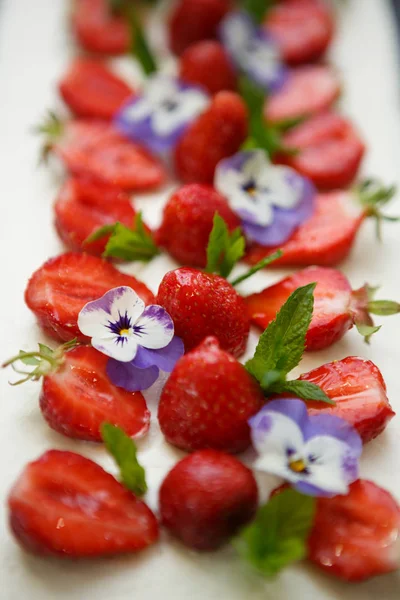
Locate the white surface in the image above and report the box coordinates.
[1,0,400,598]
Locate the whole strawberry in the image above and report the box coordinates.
[159,450,258,550]
[174,92,248,184]
[179,41,237,95]
[158,337,264,453]
[155,184,241,267]
[72,0,130,55]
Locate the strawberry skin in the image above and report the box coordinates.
[278,111,365,190]
[59,58,133,120]
[308,480,400,581]
[54,175,136,255]
[245,267,353,351]
[265,65,340,124]
[245,189,366,268]
[264,0,334,65]
[155,184,241,267]
[8,450,158,557]
[158,337,264,453]
[179,41,237,95]
[71,0,130,55]
[159,450,258,550]
[156,268,250,358]
[52,120,165,191]
[25,252,154,343]
[169,0,232,56]
[40,346,150,442]
[300,356,395,443]
[174,92,248,184]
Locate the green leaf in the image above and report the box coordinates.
[355,322,381,344]
[101,423,147,496]
[127,6,157,75]
[272,379,334,405]
[234,488,315,577]
[205,214,245,278]
[367,300,400,316]
[230,250,283,286]
[245,283,316,383]
[85,224,117,244]
[241,0,275,23]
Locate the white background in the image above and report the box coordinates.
[1,0,400,598]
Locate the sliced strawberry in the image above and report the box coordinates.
[278,112,365,190]
[71,0,130,55]
[40,346,150,442]
[245,189,365,268]
[308,480,400,581]
[179,40,237,95]
[54,176,136,255]
[59,58,133,120]
[265,65,340,124]
[299,356,395,443]
[264,0,334,65]
[25,252,155,342]
[8,450,158,557]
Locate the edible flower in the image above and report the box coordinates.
[249,399,362,497]
[114,75,209,153]
[215,150,315,246]
[219,11,287,92]
[78,286,184,391]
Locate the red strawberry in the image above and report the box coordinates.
[8,450,158,557]
[169,0,232,56]
[299,356,394,443]
[71,0,130,55]
[174,92,248,184]
[54,176,136,256]
[41,116,165,191]
[308,480,400,581]
[265,65,340,124]
[25,252,154,342]
[264,0,334,65]
[38,345,150,442]
[159,450,258,550]
[156,268,250,357]
[158,337,264,453]
[59,58,133,120]
[179,40,237,95]
[155,184,241,267]
[277,111,365,190]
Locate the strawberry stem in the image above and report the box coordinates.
[34,111,64,163]
[356,179,398,241]
[350,284,400,343]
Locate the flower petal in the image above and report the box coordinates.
[109,286,145,325]
[151,87,208,136]
[106,359,159,392]
[133,305,175,350]
[92,335,139,363]
[132,336,184,372]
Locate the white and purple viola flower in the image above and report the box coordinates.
[114,74,209,154]
[214,150,315,246]
[219,11,287,92]
[249,399,362,497]
[77,286,184,392]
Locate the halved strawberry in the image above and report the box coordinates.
[299,356,395,443]
[265,65,340,124]
[71,0,130,55]
[264,0,334,65]
[41,116,165,191]
[25,252,154,342]
[59,58,133,120]
[8,450,158,557]
[277,111,365,190]
[54,176,136,255]
[308,480,400,581]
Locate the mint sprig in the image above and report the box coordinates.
[241,0,276,23]
[234,488,316,577]
[245,283,334,404]
[101,423,147,496]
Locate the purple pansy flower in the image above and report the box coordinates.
[214,150,315,246]
[114,75,209,154]
[249,399,362,497]
[219,11,287,92]
[77,286,184,391]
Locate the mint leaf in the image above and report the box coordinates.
[241,0,275,23]
[234,488,315,577]
[230,250,283,286]
[127,6,157,75]
[246,283,316,382]
[206,214,245,278]
[272,379,334,405]
[101,423,147,496]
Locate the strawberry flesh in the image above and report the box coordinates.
[71,0,130,55]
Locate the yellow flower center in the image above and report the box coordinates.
[288,458,307,473]
[119,328,130,336]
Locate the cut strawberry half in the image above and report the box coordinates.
[8,450,159,557]
[25,252,155,342]
[308,480,400,581]
[54,176,136,255]
[265,65,340,124]
[71,0,130,55]
[59,58,133,120]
